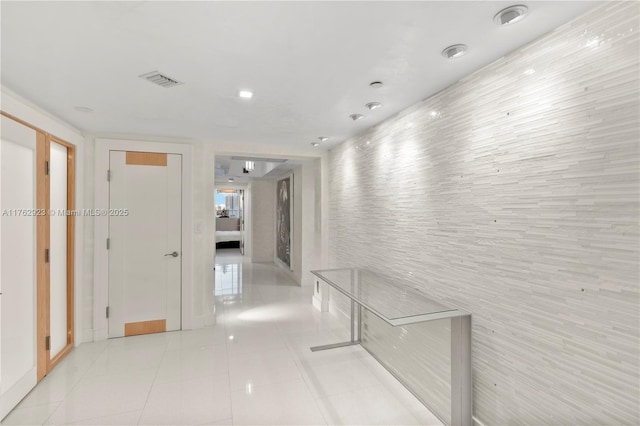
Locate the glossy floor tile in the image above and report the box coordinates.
[2,249,442,426]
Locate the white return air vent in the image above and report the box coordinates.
[139,71,183,88]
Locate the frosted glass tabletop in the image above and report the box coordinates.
[311,268,467,326]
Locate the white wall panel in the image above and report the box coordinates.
[49,142,68,358]
[0,116,37,419]
[328,3,639,424]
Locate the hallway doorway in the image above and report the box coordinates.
[215,188,244,254]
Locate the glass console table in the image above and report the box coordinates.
[311,268,472,426]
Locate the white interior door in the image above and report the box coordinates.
[108,151,182,338]
[0,116,37,420]
[49,142,68,358]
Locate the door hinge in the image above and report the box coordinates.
[107,169,111,181]
[45,248,50,263]
[45,161,50,176]
[45,336,50,350]
[106,306,110,319]
[106,238,110,250]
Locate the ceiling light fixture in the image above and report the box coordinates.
[228,177,235,182]
[494,5,528,26]
[311,142,319,147]
[370,81,383,88]
[74,106,93,113]
[238,90,253,99]
[441,44,468,59]
[318,136,329,142]
[350,114,364,121]
[365,102,382,110]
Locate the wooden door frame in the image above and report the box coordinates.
[0,111,75,382]
[93,139,193,341]
[47,136,76,373]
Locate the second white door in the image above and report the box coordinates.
[108,151,182,338]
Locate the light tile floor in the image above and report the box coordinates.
[2,250,442,426]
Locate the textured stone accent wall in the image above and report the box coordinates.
[328,2,639,425]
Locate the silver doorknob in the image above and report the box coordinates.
[164,251,179,258]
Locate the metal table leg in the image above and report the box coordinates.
[310,299,362,352]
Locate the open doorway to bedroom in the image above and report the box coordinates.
[215,188,244,254]
[213,153,320,290]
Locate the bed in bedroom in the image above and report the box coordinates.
[216,217,241,249]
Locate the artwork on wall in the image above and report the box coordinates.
[276,175,292,268]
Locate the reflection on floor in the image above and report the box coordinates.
[2,249,442,425]
[216,263,242,296]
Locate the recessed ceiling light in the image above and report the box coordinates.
[494,5,528,26]
[350,114,364,121]
[311,142,319,147]
[370,81,384,88]
[228,177,234,182]
[441,44,468,59]
[365,102,383,110]
[238,90,253,99]
[74,106,93,113]
[318,136,329,142]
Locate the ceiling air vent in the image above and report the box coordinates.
[139,71,183,88]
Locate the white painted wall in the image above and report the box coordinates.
[292,168,302,284]
[1,86,86,344]
[326,3,639,425]
[243,185,252,259]
[192,141,216,327]
[301,161,320,287]
[250,179,275,262]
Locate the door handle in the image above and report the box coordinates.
[164,251,179,258]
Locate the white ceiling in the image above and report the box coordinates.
[1,1,599,149]
[215,155,299,184]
